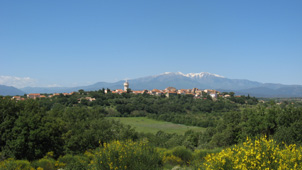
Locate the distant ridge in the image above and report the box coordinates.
[0,85,25,96]
[5,71,301,98]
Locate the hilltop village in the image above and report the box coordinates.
[109,80,221,98]
[10,80,235,101]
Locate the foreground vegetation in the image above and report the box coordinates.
[1,137,302,170]
[0,89,302,169]
[200,136,302,170]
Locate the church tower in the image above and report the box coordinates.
[124,80,129,91]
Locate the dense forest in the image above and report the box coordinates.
[1,89,302,169]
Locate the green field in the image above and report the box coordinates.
[107,117,205,135]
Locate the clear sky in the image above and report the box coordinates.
[0,0,301,88]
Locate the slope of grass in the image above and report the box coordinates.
[107,117,205,135]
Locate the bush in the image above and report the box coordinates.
[88,139,162,170]
[163,155,183,165]
[105,108,121,117]
[130,110,148,117]
[0,158,32,170]
[57,154,89,170]
[199,136,302,169]
[31,158,56,170]
[193,148,222,161]
[172,146,193,165]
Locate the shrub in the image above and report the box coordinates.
[105,108,121,117]
[88,139,162,170]
[193,148,222,161]
[199,136,302,169]
[56,154,89,170]
[31,158,56,170]
[0,158,33,170]
[172,146,193,165]
[162,155,183,165]
[130,110,148,117]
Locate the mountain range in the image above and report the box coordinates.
[0,85,25,96]
[1,72,302,98]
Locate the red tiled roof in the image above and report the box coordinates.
[133,91,144,94]
[28,93,40,96]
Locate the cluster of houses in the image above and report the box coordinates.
[11,81,228,101]
[11,92,97,103]
[105,81,222,99]
[11,92,75,101]
[107,87,220,99]
[11,88,222,102]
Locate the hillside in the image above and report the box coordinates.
[0,85,25,96]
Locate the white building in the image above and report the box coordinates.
[124,80,129,91]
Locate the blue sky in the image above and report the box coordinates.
[0,0,301,88]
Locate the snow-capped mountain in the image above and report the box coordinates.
[16,71,302,97]
[184,72,224,79]
[141,72,261,90]
[160,72,224,78]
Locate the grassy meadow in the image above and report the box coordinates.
[107,117,205,135]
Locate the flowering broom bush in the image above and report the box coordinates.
[199,136,302,170]
[0,158,33,170]
[88,139,162,170]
